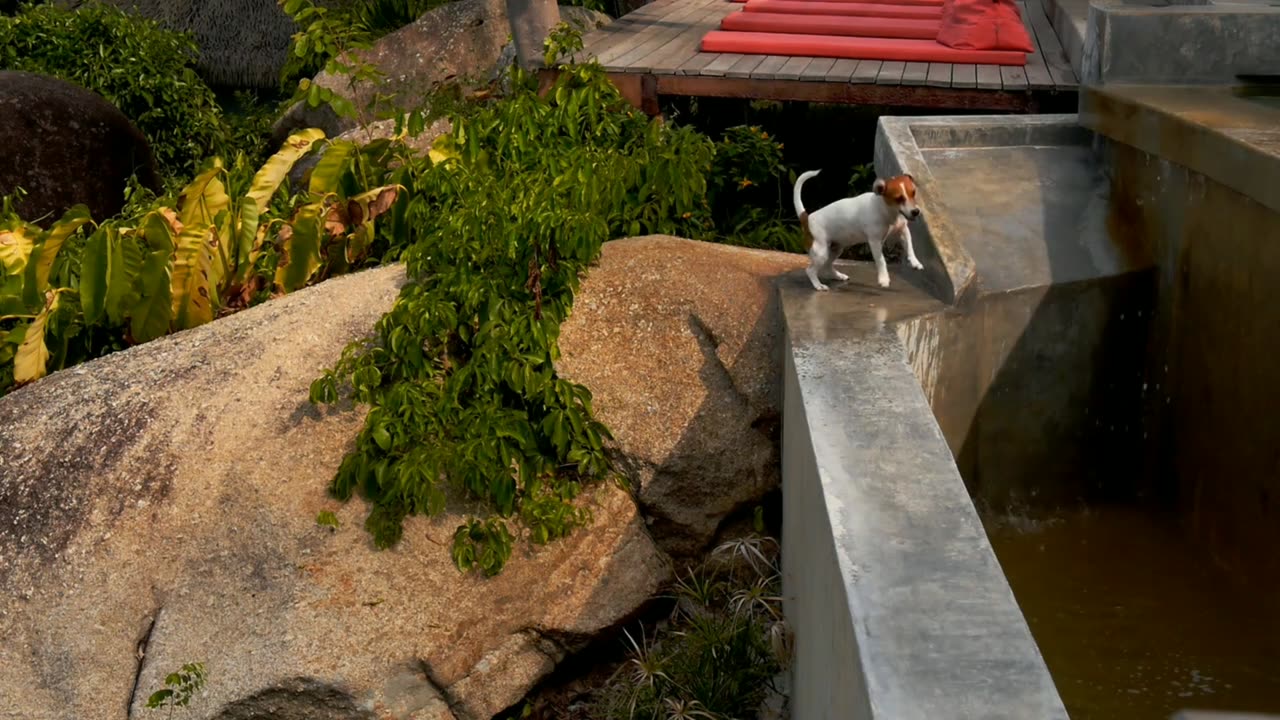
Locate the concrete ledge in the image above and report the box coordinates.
[1080,84,1280,215]
[1082,1,1280,84]
[779,271,1068,720]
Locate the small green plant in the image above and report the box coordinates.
[704,125,798,252]
[279,0,386,121]
[590,534,785,719]
[316,510,340,529]
[145,661,207,718]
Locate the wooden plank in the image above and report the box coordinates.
[925,63,953,88]
[596,0,717,68]
[700,52,746,76]
[951,64,977,88]
[1024,0,1078,86]
[875,61,905,85]
[1016,1,1054,90]
[724,53,767,78]
[901,62,929,86]
[826,58,860,82]
[1000,63,1029,92]
[678,52,720,75]
[645,0,735,73]
[748,55,790,80]
[852,60,882,84]
[581,0,683,57]
[975,64,1003,89]
[799,58,837,82]
[775,56,813,81]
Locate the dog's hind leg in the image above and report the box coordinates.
[806,237,832,292]
[869,238,891,288]
[820,244,849,282]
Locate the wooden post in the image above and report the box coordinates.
[506,0,562,69]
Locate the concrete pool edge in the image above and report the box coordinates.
[779,276,1070,720]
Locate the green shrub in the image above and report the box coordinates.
[0,1,229,177]
[309,27,718,575]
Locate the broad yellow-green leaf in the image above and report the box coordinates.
[107,233,144,325]
[232,197,260,283]
[0,223,35,275]
[275,203,324,293]
[346,185,402,228]
[13,292,57,384]
[249,128,325,211]
[177,160,229,230]
[22,205,92,307]
[82,226,142,325]
[79,226,111,324]
[308,139,356,196]
[170,225,216,330]
[128,212,178,343]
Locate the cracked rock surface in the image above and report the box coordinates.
[558,236,807,558]
[0,262,669,720]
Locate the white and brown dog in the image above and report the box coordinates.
[793,169,924,291]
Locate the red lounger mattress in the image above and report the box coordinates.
[743,0,944,19]
[700,31,1028,65]
[721,12,940,39]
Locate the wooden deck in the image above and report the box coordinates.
[565,0,1078,113]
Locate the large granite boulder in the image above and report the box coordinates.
[0,264,668,720]
[0,236,800,718]
[557,237,807,557]
[0,71,160,225]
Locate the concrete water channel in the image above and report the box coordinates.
[778,2,1280,718]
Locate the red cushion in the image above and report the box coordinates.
[699,31,1028,65]
[935,0,1035,52]
[744,0,944,18]
[722,12,941,39]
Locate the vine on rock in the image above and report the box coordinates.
[310,27,716,576]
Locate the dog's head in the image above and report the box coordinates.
[873,174,921,221]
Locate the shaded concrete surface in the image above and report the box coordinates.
[1080,0,1280,85]
[779,262,1069,720]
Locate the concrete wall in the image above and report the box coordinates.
[1081,2,1280,85]
[778,280,1068,720]
[897,274,1154,513]
[1105,139,1280,596]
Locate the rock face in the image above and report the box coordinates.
[273,2,613,142]
[0,71,160,225]
[558,237,807,557]
[274,0,512,141]
[0,265,669,720]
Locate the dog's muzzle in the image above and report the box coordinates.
[902,208,922,221]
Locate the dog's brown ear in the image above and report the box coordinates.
[873,179,886,195]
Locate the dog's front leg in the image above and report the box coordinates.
[869,239,890,288]
[900,223,924,270]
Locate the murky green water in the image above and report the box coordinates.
[985,507,1280,720]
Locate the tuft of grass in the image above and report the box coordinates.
[590,533,787,720]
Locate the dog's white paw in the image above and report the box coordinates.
[909,257,924,270]
[834,270,849,282]
[814,283,830,292]
[877,274,891,289]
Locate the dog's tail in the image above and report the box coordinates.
[793,169,820,218]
